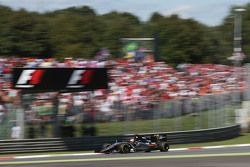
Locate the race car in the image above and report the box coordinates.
[96,134,169,154]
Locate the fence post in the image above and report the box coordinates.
[153,101,161,132]
[53,94,61,137]
[16,107,25,139]
[208,95,214,128]
[123,104,129,135]
[194,97,201,130]
[220,94,226,127]
[174,100,182,131]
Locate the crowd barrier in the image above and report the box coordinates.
[0,124,240,154]
[0,91,242,139]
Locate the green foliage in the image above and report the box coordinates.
[0,6,15,55]
[0,3,249,64]
[5,9,51,57]
[98,12,142,57]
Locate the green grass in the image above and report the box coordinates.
[171,133,250,148]
[77,106,236,136]
[93,115,199,135]
[22,105,237,137]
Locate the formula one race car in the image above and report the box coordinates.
[96,134,169,154]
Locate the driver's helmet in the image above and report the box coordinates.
[154,134,160,139]
[134,134,141,141]
[130,138,135,142]
[151,134,160,141]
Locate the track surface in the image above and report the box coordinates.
[1,145,250,167]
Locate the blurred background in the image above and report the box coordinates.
[0,1,249,140]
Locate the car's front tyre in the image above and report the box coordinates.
[119,144,131,153]
[159,142,169,152]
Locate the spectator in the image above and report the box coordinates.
[0,56,246,135]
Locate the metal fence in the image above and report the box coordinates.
[0,104,19,140]
[107,92,240,135]
[0,125,241,154]
[0,91,241,139]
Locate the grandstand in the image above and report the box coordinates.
[0,57,246,138]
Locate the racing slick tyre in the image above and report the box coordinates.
[159,142,169,152]
[119,144,131,153]
[102,143,112,154]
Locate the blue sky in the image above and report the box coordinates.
[0,0,249,26]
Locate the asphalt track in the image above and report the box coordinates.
[1,145,250,167]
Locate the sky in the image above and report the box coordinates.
[0,0,249,26]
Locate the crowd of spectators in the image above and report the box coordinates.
[0,57,246,129]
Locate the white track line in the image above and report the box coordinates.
[11,143,250,160]
[15,155,51,159]
[170,148,188,151]
[15,153,102,159]
[170,143,250,151]
[203,144,250,149]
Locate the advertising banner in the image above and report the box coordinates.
[12,68,108,93]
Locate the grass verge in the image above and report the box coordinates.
[171,133,250,148]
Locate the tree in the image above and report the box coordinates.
[220,3,250,64]
[47,7,102,59]
[146,14,219,65]
[99,12,142,57]
[8,9,50,57]
[0,6,14,55]
[0,3,248,65]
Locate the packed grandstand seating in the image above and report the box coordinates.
[0,57,246,125]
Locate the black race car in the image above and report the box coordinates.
[96,134,169,154]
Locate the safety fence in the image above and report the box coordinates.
[0,92,242,139]
[0,124,240,154]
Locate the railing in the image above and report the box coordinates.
[0,92,242,139]
[0,124,240,154]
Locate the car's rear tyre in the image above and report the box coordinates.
[159,142,169,152]
[119,144,130,153]
[102,143,112,154]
